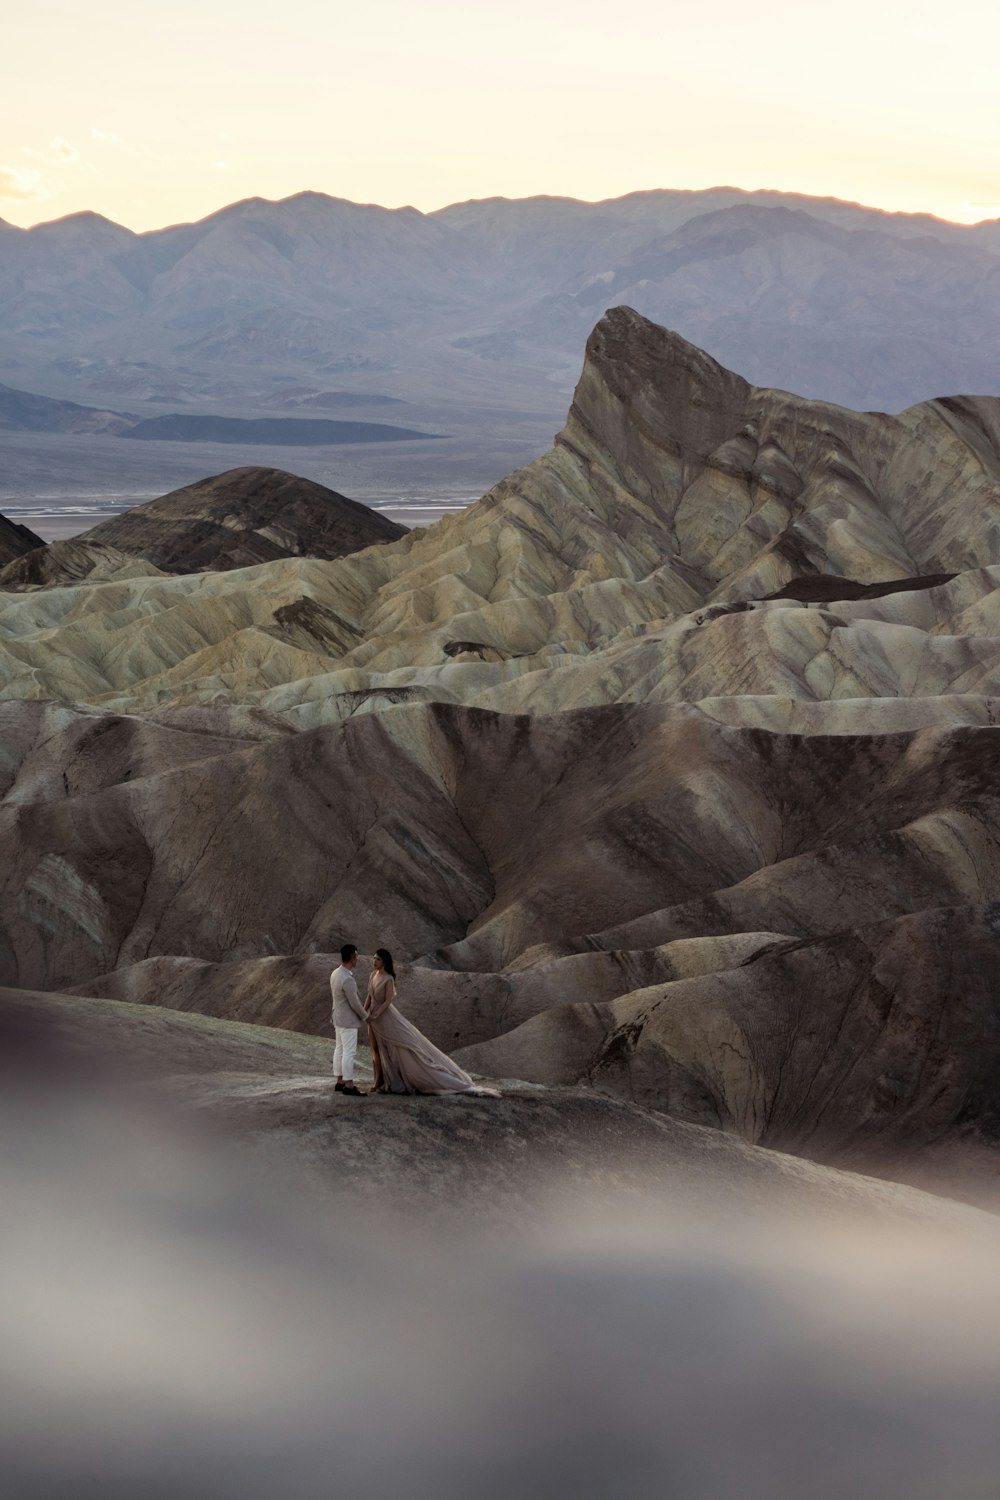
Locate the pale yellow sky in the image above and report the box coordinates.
[4,0,1000,231]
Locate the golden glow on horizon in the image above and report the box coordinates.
[4,0,1000,231]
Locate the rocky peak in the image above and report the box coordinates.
[73,466,407,575]
[566,306,752,471]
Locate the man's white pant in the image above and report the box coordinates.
[332,1026,359,1081]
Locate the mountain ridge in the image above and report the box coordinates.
[15,184,1000,239]
[5,309,1000,690]
[6,187,1000,431]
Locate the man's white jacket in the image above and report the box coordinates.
[331,965,367,1028]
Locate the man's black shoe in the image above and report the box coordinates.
[340,1083,365,1096]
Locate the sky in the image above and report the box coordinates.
[3,0,1000,231]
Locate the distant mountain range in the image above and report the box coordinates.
[0,379,438,444]
[3,188,1000,432]
[120,414,439,444]
[0,379,134,434]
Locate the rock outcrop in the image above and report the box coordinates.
[0,508,44,567]
[72,465,406,574]
[0,539,165,591]
[456,904,1000,1197]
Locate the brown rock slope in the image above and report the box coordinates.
[0,699,293,807]
[75,465,406,574]
[0,508,44,568]
[9,701,1000,990]
[456,905,1000,1199]
[4,697,1000,1198]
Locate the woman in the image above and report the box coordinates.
[365,948,499,1097]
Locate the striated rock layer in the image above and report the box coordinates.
[4,694,1000,1199]
[0,539,165,591]
[4,309,1000,711]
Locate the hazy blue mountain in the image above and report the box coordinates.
[505,204,1000,404]
[0,379,133,434]
[3,187,1000,440]
[0,378,432,447]
[121,414,440,444]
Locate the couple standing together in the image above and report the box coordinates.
[330,943,498,1097]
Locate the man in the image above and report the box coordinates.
[330,943,368,1097]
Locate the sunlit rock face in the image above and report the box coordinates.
[4,308,1000,1203]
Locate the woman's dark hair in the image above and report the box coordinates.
[376,947,396,979]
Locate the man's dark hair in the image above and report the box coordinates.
[340,943,358,963]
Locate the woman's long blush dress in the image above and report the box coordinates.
[366,972,499,1096]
